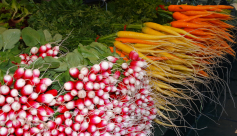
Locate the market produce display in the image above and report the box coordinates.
[0,1,236,136]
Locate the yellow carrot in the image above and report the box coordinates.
[117,31,180,40]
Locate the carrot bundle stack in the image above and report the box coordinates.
[168,5,235,57]
[97,5,236,132]
[108,24,220,129]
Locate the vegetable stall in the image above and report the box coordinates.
[0,0,236,136]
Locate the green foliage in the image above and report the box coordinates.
[0,0,32,29]
[27,0,172,51]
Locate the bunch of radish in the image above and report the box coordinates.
[1,51,156,136]
[0,67,58,136]
[19,43,59,65]
[53,51,156,136]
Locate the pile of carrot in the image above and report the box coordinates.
[168,5,235,57]
[98,4,236,133]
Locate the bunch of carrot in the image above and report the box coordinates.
[97,4,236,132]
[106,23,212,130]
[168,5,235,57]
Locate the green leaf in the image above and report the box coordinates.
[54,62,68,72]
[66,50,84,68]
[0,27,7,34]
[0,35,3,50]
[37,29,46,44]
[43,30,52,42]
[22,27,40,47]
[2,29,21,51]
[44,56,61,63]
[53,34,62,43]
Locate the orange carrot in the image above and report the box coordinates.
[180,11,211,16]
[168,5,220,12]
[197,70,209,77]
[198,5,234,9]
[177,14,213,22]
[115,38,159,45]
[109,47,129,61]
[171,21,214,28]
[183,28,214,36]
[146,56,174,61]
[172,12,189,20]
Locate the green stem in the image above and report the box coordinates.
[98,33,117,42]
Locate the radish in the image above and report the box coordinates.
[51,129,59,136]
[57,105,69,113]
[40,78,53,86]
[6,96,14,104]
[64,119,73,127]
[36,94,54,104]
[75,81,84,90]
[14,78,26,90]
[44,105,54,116]
[11,101,21,111]
[27,101,40,108]
[0,127,8,136]
[90,64,100,74]
[35,83,47,93]
[80,108,89,115]
[46,50,53,56]
[53,50,58,57]
[0,85,10,95]
[45,89,58,96]
[19,96,28,104]
[29,92,39,100]
[84,97,92,107]
[100,61,109,71]
[13,68,25,79]
[21,60,27,64]
[23,69,33,79]
[64,93,74,101]
[39,45,47,53]
[80,67,89,76]
[75,99,84,110]
[55,115,65,125]
[88,73,96,82]
[90,116,101,124]
[69,68,80,78]
[45,43,52,50]
[84,81,93,91]
[0,110,7,121]
[29,108,38,115]
[87,124,97,133]
[33,69,40,77]
[3,75,13,86]
[39,53,47,58]
[80,121,89,131]
[70,89,78,96]
[10,89,18,97]
[77,74,84,82]
[21,84,33,96]
[64,81,74,91]
[66,101,75,110]
[75,115,84,123]
[47,121,56,130]
[30,127,40,135]
[28,77,40,86]
[64,111,72,119]
[78,90,86,99]
[72,123,80,131]
[87,91,95,98]
[107,56,118,63]
[96,74,103,82]
[31,47,39,55]
[52,46,59,51]
[65,127,72,135]
[2,104,11,112]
